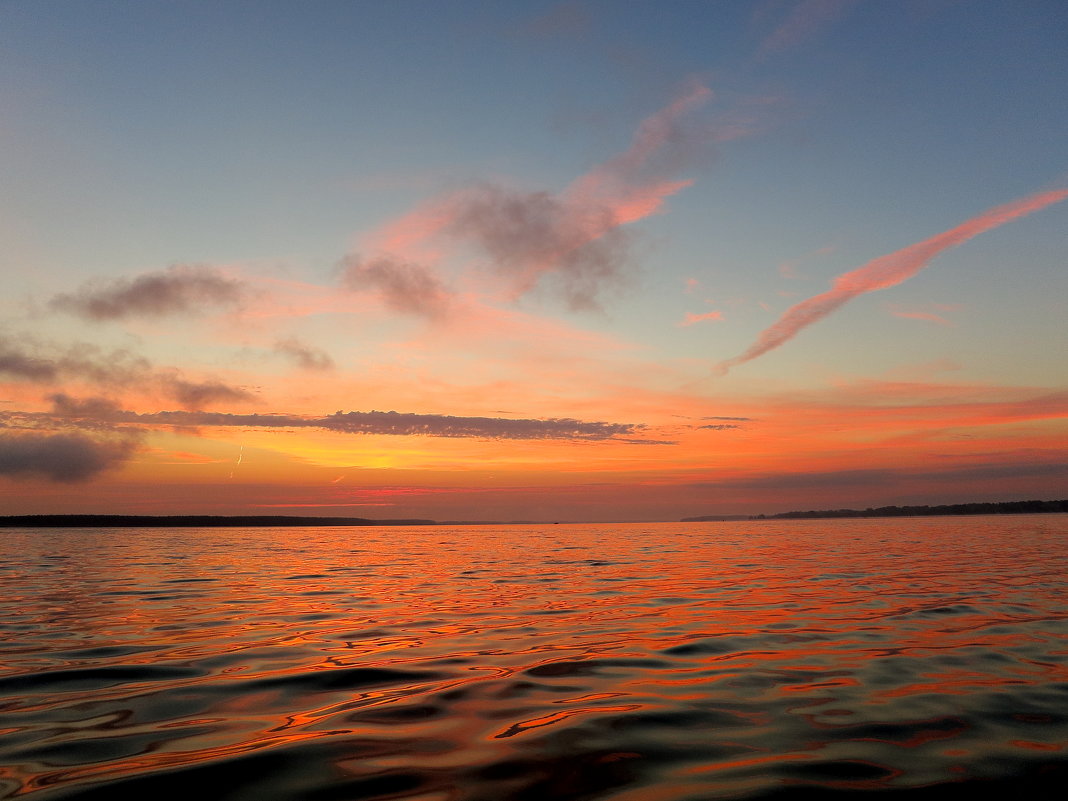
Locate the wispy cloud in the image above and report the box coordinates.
[40,397,668,443]
[758,0,857,57]
[0,335,253,408]
[158,376,255,410]
[50,264,244,321]
[679,310,723,326]
[0,432,136,483]
[345,83,713,314]
[273,338,334,371]
[716,187,1068,373]
[778,243,836,279]
[515,0,591,39]
[0,333,254,410]
[0,336,150,386]
[889,302,960,326]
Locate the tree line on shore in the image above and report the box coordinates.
[751,499,1068,520]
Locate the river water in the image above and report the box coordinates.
[1,516,1067,799]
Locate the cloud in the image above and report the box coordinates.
[716,187,1068,373]
[447,184,633,310]
[0,339,58,381]
[339,255,452,318]
[347,83,713,314]
[890,310,953,326]
[889,302,960,327]
[30,399,664,443]
[50,264,244,321]
[273,338,334,371]
[515,0,591,38]
[0,336,151,386]
[159,377,256,410]
[758,0,856,57]
[316,410,649,441]
[49,393,125,421]
[0,337,253,409]
[679,310,723,326]
[698,424,741,430]
[0,432,136,483]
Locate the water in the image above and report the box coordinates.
[1,516,1067,800]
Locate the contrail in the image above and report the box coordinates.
[716,187,1068,374]
[229,444,243,480]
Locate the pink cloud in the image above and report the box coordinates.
[717,187,1068,373]
[778,243,837,279]
[758,0,857,57]
[889,303,961,327]
[345,83,713,314]
[680,310,724,326]
[891,310,953,326]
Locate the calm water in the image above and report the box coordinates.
[2,517,1067,800]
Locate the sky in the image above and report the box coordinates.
[1,0,1066,521]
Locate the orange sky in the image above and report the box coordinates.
[2,3,1066,520]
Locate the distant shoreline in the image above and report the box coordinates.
[683,499,1068,522]
[0,515,438,528]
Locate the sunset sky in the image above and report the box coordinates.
[2,0,1066,521]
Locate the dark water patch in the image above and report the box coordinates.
[812,715,969,744]
[244,666,450,693]
[605,707,754,731]
[25,740,351,800]
[347,703,444,723]
[0,665,201,694]
[8,726,218,767]
[784,758,899,782]
[663,635,750,656]
[525,658,669,677]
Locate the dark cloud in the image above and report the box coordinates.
[698,424,741,430]
[0,336,151,386]
[159,377,256,410]
[49,393,126,420]
[0,432,136,483]
[0,337,252,410]
[0,340,58,381]
[50,264,244,321]
[448,185,629,311]
[273,338,334,371]
[28,400,662,443]
[315,410,638,440]
[339,255,451,318]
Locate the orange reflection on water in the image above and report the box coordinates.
[1,517,1067,799]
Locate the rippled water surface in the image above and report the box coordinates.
[2,517,1068,800]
